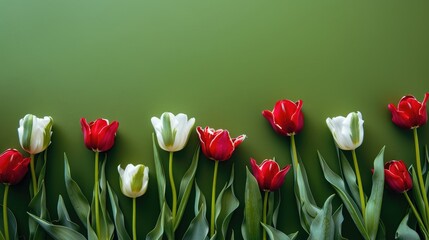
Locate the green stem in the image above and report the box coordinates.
[94,151,101,238]
[132,197,137,240]
[404,191,429,237]
[30,154,37,196]
[3,185,10,240]
[210,160,219,237]
[414,128,429,226]
[263,191,269,240]
[290,134,299,168]
[169,152,177,223]
[352,149,366,220]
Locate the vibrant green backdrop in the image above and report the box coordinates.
[0,1,428,239]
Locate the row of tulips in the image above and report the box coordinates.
[0,92,427,240]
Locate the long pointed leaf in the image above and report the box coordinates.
[332,205,345,240]
[28,213,87,240]
[183,182,209,240]
[241,168,262,240]
[28,181,49,240]
[107,182,131,240]
[340,152,361,208]
[411,166,428,227]
[152,134,166,210]
[318,151,369,240]
[395,212,421,240]
[146,203,166,240]
[175,146,200,230]
[261,223,292,240]
[99,157,114,239]
[308,194,335,240]
[0,205,18,240]
[55,195,80,231]
[364,147,385,240]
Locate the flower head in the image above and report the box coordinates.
[262,99,304,136]
[151,112,195,152]
[250,158,290,191]
[196,126,246,161]
[18,114,53,155]
[118,164,149,198]
[80,118,119,152]
[388,93,429,129]
[384,160,412,193]
[0,149,31,185]
[326,111,364,150]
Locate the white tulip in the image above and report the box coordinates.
[17,114,53,155]
[326,111,364,151]
[118,164,149,198]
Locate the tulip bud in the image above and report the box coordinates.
[118,164,149,198]
[250,158,290,192]
[262,99,304,136]
[18,114,53,155]
[384,160,412,193]
[151,112,195,152]
[0,149,31,185]
[326,111,364,151]
[81,118,119,152]
[388,93,429,129]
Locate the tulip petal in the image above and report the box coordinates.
[270,164,291,191]
[208,130,234,161]
[97,121,119,152]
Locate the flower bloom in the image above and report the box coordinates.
[196,126,246,161]
[151,112,195,152]
[326,111,364,151]
[118,164,149,198]
[80,118,119,152]
[0,149,31,185]
[387,93,429,129]
[250,158,290,192]
[18,114,53,155]
[384,160,412,193]
[262,99,304,136]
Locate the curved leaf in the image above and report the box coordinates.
[152,134,166,210]
[241,167,262,240]
[308,194,335,240]
[107,182,131,240]
[0,204,18,240]
[364,147,385,240]
[28,212,87,240]
[411,166,427,227]
[98,157,114,239]
[183,182,209,240]
[55,195,80,231]
[339,152,361,208]
[175,146,200,230]
[332,205,345,240]
[395,212,420,240]
[261,223,291,240]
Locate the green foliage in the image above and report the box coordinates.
[241,168,262,240]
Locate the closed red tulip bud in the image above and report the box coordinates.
[250,158,291,192]
[80,118,119,152]
[384,160,412,193]
[0,149,31,185]
[388,93,429,129]
[196,126,246,161]
[262,99,304,136]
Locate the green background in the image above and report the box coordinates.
[1,0,428,239]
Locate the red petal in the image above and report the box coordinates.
[208,130,234,161]
[270,164,291,191]
[97,121,119,152]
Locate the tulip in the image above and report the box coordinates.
[80,118,119,152]
[0,149,31,185]
[118,164,149,240]
[388,93,429,129]
[250,158,290,192]
[326,111,364,151]
[262,99,304,136]
[18,114,53,155]
[196,126,246,161]
[151,112,195,152]
[118,164,149,198]
[384,160,412,193]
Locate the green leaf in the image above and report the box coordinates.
[28,181,49,240]
[261,223,292,240]
[107,182,131,240]
[64,153,91,227]
[55,195,80,231]
[37,150,48,193]
[308,194,335,240]
[288,231,299,240]
[146,202,173,240]
[241,167,262,240]
[364,147,385,240]
[267,190,281,228]
[339,151,361,209]
[395,212,420,240]
[215,165,239,240]
[175,146,200,231]
[28,212,87,240]
[411,166,428,228]
[182,182,209,240]
[332,205,345,240]
[98,157,114,239]
[0,204,18,240]
[318,151,369,240]
[152,134,166,209]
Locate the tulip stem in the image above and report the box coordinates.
[30,154,37,196]
[263,191,269,240]
[94,151,101,238]
[3,185,10,240]
[352,149,366,220]
[404,191,428,237]
[413,128,429,225]
[168,152,177,224]
[210,160,219,237]
[132,197,137,240]
[290,135,299,168]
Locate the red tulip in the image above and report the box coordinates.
[196,126,246,161]
[80,118,119,152]
[250,158,290,192]
[384,160,412,193]
[388,93,429,129]
[262,99,304,136]
[0,149,31,185]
